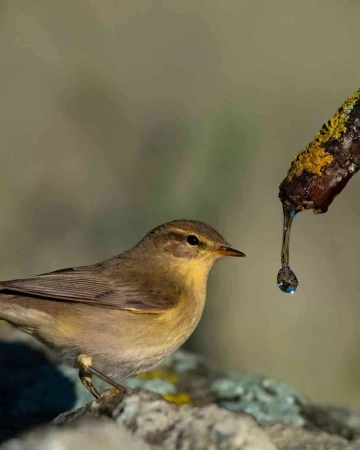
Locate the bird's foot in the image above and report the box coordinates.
[79,367,101,399]
[78,354,127,399]
[100,387,120,398]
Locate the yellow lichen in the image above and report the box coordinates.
[138,370,191,405]
[316,88,360,144]
[163,392,192,405]
[288,145,334,180]
[288,88,360,180]
[138,369,179,385]
[342,88,360,112]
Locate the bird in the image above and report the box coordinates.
[0,219,245,398]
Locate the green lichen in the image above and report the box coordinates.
[167,350,200,372]
[212,374,309,426]
[288,88,360,180]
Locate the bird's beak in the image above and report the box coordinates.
[210,246,246,257]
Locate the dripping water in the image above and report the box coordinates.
[348,162,357,174]
[277,208,298,293]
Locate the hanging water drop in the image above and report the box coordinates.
[277,264,298,293]
[277,208,299,294]
[348,162,357,174]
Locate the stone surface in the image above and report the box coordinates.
[0,326,76,443]
[2,323,360,449]
[266,424,360,450]
[4,392,360,450]
[4,391,277,450]
[1,421,149,450]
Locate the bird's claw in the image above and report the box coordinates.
[100,387,120,398]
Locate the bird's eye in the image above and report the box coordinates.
[187,235,199,246]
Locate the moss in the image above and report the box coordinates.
[288,88,360,180]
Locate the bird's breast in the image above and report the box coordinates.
[158,279,207,348]
[44,272,209,377]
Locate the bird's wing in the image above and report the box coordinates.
[0,266,179,313]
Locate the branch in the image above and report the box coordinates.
[279,89,360,213]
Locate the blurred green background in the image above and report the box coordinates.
[0,0,360,409]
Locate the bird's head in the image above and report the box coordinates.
[136,220,245,279]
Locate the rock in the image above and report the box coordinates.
[0,327,76,443]
[266,424,360,450]
[4,391,360,450]
[0,421,149,450]
[1,324,360,449]
[5,391,277,450]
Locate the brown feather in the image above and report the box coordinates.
[0,264,180,313]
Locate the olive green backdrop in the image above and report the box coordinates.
[1,0,360,408]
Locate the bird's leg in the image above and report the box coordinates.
[78,354,126,399]
[87,365,127,397]
[79,366,101,398]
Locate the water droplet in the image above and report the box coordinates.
[278,208,299,293]
[348,162,357,174]
[277,264,298,293]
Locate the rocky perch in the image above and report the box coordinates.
[1,326,360,449]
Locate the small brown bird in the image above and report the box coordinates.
[0,220,244,397]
